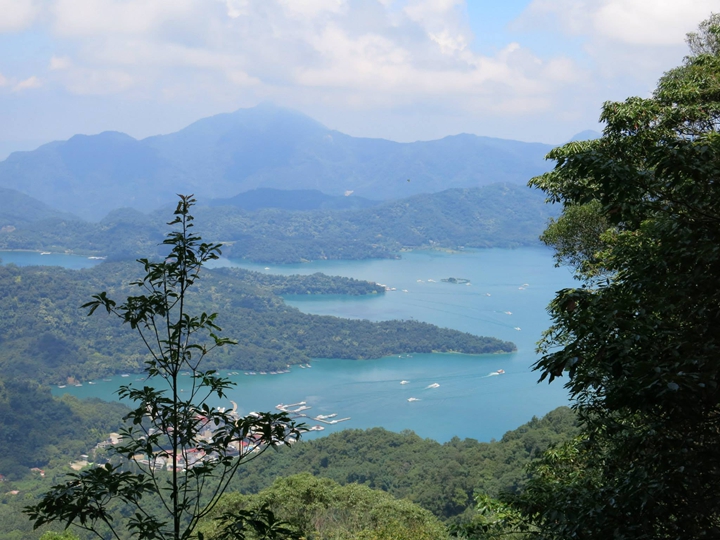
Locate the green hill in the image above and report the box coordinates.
[0,262,514,385]
[0,187,76,229]
[0,184,556,263]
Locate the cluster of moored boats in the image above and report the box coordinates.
[275,401,350,432]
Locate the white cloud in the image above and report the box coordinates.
[34,0,582,122]
[13,76,42,91]
[513,0,716,93]
[519,0,717,46]
[0,0,38,32]
[51,0,201,37]
[59,69,134,95]
[3,0,710,143]
[49,55,72,70]
[0,72,7,86]
[278,0,346,19]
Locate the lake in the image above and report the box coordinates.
[43,247,576,443]
[0,250,102,269]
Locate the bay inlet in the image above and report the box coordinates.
[12,247,576,443]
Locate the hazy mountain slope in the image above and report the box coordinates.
[0,186,77,228]
[568,129,602,142]
[0,105,554,221]
[210,188,380,211]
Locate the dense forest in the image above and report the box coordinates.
[0,377,127,479]
[0,184,555,263]
[227,406,578,523]
[0,406,576,539]
[0,262,514,385]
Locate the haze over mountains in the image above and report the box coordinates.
[0,104,556,221]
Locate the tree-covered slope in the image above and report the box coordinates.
[0,184,556,263]
[0,262,514,385]
[0,105,553,220]
[0,377,127,479]
[0,407,576,540]
[226,407,578,522]
[0,187,76,229]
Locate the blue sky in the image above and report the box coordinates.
[0,0,717,155]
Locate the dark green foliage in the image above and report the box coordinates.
[0,407,576,540]
[0,262,513,385]
[25,196,302,540]
[223,407,577,522]
[0,184,555,263]
[0,378,127,479]
[200,473,450,540]
[512,18,720,539]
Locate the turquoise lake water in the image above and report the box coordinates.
[0,251,102,269]
[3,248,577,442]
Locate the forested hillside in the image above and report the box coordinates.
[0,262,514,385]
[226,407,578,523]
[0,183,555,263]
[0,187,77,228]
[0,377,127,479]
[0,407,576,539]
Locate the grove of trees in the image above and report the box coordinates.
[505,14,720,539]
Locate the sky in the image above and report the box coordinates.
[0,0,717,155]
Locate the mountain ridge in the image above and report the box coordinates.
[0,104,556,221]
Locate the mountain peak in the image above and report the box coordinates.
[0,106,555,221]
[567,130,602,142]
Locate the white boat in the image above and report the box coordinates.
[496,369,505,374]
[486,293,491,296]
[504,311,512,315]
[514,327,521,331]
[407,397,420,402]
[402,289,408,293]
[400,380,410,385]
[308,426,325,431]
[40,252,51,255]
[426,383,440,389]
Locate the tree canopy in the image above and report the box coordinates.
[512,15,720,538]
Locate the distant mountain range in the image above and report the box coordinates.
[0,104,558,221]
